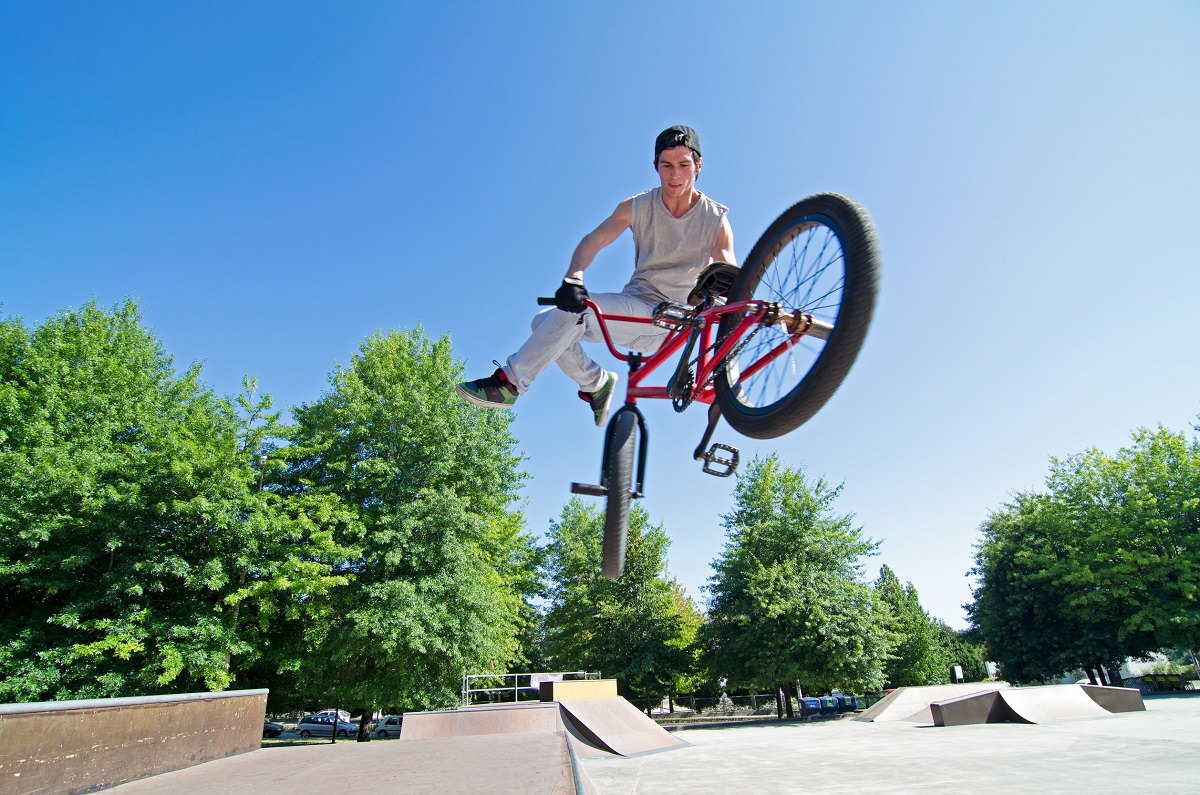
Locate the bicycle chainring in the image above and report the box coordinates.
[671,368,695,412]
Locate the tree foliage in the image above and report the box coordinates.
[702,455,893,696]
[274,327,538,714]
[874,565,949,687]
[937,623,989,683]
[0,302,348,700]
[539,499,701,703]
[0,305,538,717]
[969,423,1200,683]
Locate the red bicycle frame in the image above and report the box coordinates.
[583,297,818,409]
[555,293,824,489]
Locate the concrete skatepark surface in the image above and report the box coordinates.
[101,693,1200,795]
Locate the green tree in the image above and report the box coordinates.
[0,302,349,700]
[969,420,1200,684]
[967,492,1119,684]
[277,327,537,723]
[539,499,698,708]
[935,622,988,682]
[702,455,893,707]
[1048,426,1200,663]
[664,579,710,708]
[875,565,949,687]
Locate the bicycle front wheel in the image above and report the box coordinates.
[715,193,880,439]
[601,410,637,579]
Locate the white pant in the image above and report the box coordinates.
[504,292,667,394]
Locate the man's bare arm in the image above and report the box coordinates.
[710,215,736,266]
[565,199,634,281]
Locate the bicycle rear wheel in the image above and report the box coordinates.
[715,193,880,439]
[601,410,638,579]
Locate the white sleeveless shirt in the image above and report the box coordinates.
[623,188,729,305]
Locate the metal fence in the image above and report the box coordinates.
[626,694,779,716]
[461,671,602,706]
[627,692,885,717]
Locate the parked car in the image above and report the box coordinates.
[296,714,359,738]
[263,721,284,738]
[371,715,403,738]
[316,708,352,722]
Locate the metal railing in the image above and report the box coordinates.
[461,671,602,706]
[627,692,883,717]
[626,693,777,716]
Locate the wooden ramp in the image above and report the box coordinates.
[557,698,687,757]
[401,702,564,739]
[105,733,596,795]
[1000,685,1114,722]
[855,683,1011,723]
[404,682,686,759]
[931,684,1145,726]
[395,733,594,795]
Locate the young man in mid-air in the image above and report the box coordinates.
[456,125,736,426]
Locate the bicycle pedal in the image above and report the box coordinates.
[702,443,739,477]
[570,482,607,497]
[651,301,696,331]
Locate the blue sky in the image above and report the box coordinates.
[3,1,1198,630]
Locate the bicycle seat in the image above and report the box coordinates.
[687,261,741,305]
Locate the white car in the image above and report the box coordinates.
[372,715,403,738]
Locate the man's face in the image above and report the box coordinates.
[655,146,701,198]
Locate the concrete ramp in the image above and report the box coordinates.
[557,698,687,757]
[931,684,1146,726]
[855,683,1011,723]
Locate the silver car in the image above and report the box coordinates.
[296,714,359,738]
[371,715,403,738]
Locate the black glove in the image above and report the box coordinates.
[554,278,589,313]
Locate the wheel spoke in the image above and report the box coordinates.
[734,220,846,409]
[716,194,879,439]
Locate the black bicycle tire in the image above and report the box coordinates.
[715,193,880,439]
[601,410,637,579]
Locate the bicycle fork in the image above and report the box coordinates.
[570,404,650,499]
[571,400,738,506]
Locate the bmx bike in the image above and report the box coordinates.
[539,193,880,579]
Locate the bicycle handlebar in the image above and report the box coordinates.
[536,297,556,306]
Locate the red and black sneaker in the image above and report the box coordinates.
[456,363,518,409]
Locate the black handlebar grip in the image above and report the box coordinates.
[537,297,556,305]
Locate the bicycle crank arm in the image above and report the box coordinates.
[692,401,739,476]
[693,401,723,461]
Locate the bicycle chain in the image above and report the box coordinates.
[674,324,762,412]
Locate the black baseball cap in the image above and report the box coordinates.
[655,125,701,160]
